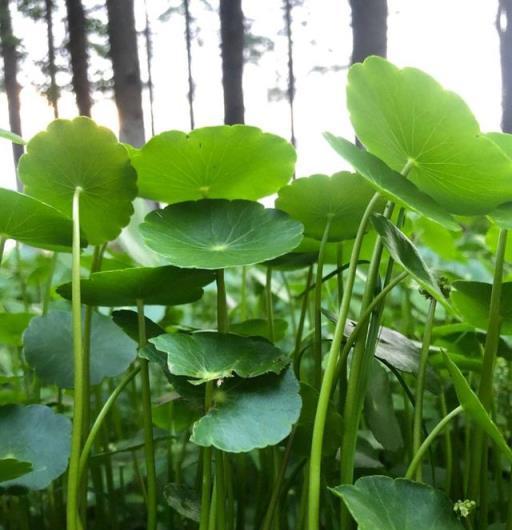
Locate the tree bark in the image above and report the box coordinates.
[0,0,23,190]
[498,0,512,132]
[45,0,59,118]
[349,0,387,64]
[284,0,296,146]
[219,0,245,125]
[65,0,92,117]
[184,0,195,129]
[106,0,145,146]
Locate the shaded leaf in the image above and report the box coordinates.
[0,458,32,483]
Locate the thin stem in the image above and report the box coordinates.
[307,192,382,530]
[413,298,437,481]
[66,186,84,530]
[313,217,332,387]
[293,266,313,372]
[405,406,463,480]
[78,365,140,484]
[42,252,58,315]
[468,228,508,503]
[265,267,275,342]
[199,382,214,530]
[440,390,454,494]
[0,236,6,267]
[217,269,229,334]
[137,298,157,530]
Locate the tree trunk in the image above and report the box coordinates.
[184,0,195,129]
[283,0,296,146]
[65,0,92,117]
[106,0,145,146]
[498,0,512,132]
[219,0,245,125]
[45,0,59,118]
[0,0,23,190]
[349,0,387,64]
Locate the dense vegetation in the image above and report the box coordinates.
[1,56,512,530]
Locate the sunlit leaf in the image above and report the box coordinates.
[0,313,34,346]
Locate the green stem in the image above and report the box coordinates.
[42,252,58,315]
[468,228,508,503]
[66,186,84,530]
[0,236,5,267]
[405,406,463,480]
[217,269,229,334]
[265,267,275,342]
[78,365,140,484]
[137,298,157,530]
[307,192,382,530]
[293,266,313,374]
[313,218,332,388]
[413,298,437,481]
[200,383,214,530]
[506,473,512,530]
[440,390,454,494]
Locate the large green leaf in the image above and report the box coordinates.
[190,369,301,452]
[131,125,296,203]
[323,135,459,231]
[451,281,512,335]
[140,199,304,269]
[0,458,32,483]
[23,310,137,388]
[346,56,512,215]
[56,266,215,306]
[0,405,71,490]
[0,313,34,346]
[443,353,512,462]
[0,188,80,250]
[330,476,463,530]
[275,172,384,241]
[19,117,137,245]
[150,331,288,385]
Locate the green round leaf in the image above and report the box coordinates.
[275,172,384,241]
[346,56,512,215]
[140,199,304,269]
[451,281,512,335]
[19,117,137,245]
[0,405,71,490]
[150,331,289,384]
[0,458,32,483]
[0,313,34,346]
[330,476,464,530]
[56,266,215,306]
[230,318,288,342]
[131,125,296,203]
[324,135,460,231]
[23,310,138,388]
[190,369,301,452]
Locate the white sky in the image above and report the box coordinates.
[0,0,503,190]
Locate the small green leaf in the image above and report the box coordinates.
[56,266,215,306]
[0,313,34,346]
[323,135,459,231]
[19,117,137,245]
[0,405,71,490]
[190,369,301,452]
[443,352,512,463]
[131,125,296,203]
[112,309,164,342]
[0,458,32,483]
[330,476,464,530]
[23,310,138,388]
[451,281,512,335]
[150,332,289,384]
[275,172,384,241]
[0,128,25,145]
[140,199,304,269]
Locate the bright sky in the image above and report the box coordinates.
[0,0,503,190]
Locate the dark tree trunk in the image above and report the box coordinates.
[143,0,155,136]
[219,0,245,125]
[106,0,145,146]
[0,0,23,190]
[45,0,59,118]
[65,0,92,116]
[498,0,512,132]
[184,0,195,129]
[284,0,296,146]
[349,0,387,64]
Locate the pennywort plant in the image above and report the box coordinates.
[1,56,512,530]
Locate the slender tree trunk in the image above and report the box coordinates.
[65,0,92,117]
[45,0,59,118]
[184,0,195,129]
[143,0,155,136]
[106,0,145,146]
[498,0,512,132]
[219,0,245,125]
[349,0,387,64]
[283,0,296,146]
[0,0,23,190]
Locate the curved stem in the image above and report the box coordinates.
[406,406,463,480]
[413,298,437,481]
[137,299,157,530]
[307,192,382,530]
[66,186,84,530]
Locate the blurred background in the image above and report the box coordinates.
[0,0,508,189]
